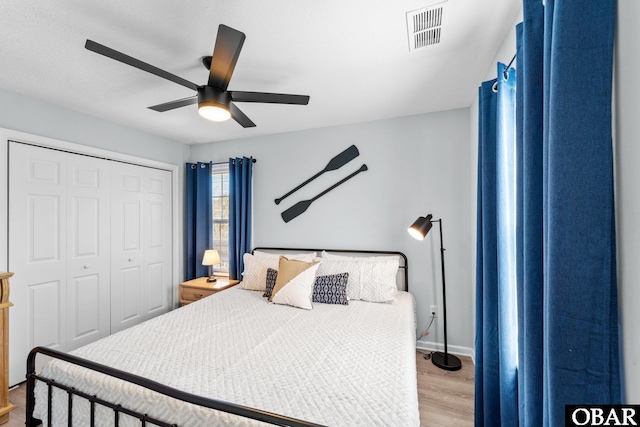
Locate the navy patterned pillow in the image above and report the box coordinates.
[263,268,278,298]
[313,273,349,305]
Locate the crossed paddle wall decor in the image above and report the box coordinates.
[275,145,368,223]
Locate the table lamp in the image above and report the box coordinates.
[202,249,221,283]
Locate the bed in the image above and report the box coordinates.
[26,248,419,427]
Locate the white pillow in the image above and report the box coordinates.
[241,252,317,291]
[316,258,399,303]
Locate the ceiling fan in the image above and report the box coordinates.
[85,25,310,127]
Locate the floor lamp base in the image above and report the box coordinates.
[432,351,462,371]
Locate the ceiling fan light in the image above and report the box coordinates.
[198,104,231,122]
[197,86,232,122]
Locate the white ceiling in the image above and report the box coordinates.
[0,0,520,145]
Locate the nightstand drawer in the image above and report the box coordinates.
[181,287,215,303]
[179,277,240,306]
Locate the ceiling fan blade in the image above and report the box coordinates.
[230,91,310,105]
[148,96,198,112]
[85,40,198,91]
[229,103,256,128]
[208,25,246,90]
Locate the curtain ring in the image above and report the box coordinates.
[190,164,196,170]
[492,82,498,93]
[200,163,207,168]
[502,53,516,81]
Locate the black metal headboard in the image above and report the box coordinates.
[251,247,409,292]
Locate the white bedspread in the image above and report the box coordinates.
[34,287,419,426]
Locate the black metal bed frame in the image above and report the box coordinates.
[26,347,322,427]
[25,247,409,427]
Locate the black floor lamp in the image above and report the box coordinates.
[408,214,462,371]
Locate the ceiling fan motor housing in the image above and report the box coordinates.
[197,86,231,110]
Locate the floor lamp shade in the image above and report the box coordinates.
[408,214,433,240]
[408,214,462,371]
[202,249,220,283]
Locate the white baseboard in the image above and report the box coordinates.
[416,340,476,365]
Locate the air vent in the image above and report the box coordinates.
[406,2,447,52]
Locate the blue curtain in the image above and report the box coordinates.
[228,157,253,280]
[475,77,498,426]
[185,162,212,280]
[476,0,621,425]
[515,11,544,427]
[475,63,518,427]
[540,0,620,422]
[496,63,518,424]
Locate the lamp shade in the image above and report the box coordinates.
[202,249,221,266]
[408,214,434,240]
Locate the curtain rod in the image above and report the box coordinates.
[493,53,517,92]
[212,158,257,165]
[503,53,517,79]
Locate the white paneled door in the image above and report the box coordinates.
[8,142,173,385]
[9,143,68,380]
[142,168,172,320]
[66,154,111,351]
[110,162,145,333]
[110,163,172,333]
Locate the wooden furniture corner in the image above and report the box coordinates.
[0,272,14,424]
[179,276,239,306]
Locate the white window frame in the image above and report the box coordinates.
[211,162,230,274]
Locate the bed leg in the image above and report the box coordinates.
[25,375,41,426]
[26,348,42,427]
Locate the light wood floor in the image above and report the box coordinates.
[416,351,474,426]
[4,351,474,426]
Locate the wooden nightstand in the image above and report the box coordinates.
[179,277,240,305]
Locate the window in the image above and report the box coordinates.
[211,163,230,272]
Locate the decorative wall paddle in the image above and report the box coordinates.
[274,145,359,205]
[281,164,368,223]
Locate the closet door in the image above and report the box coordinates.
[110,164,172,333]
[142,168,172,321]
[8,142,68,383]
[110,162,145,333]
[66,154,111,350]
